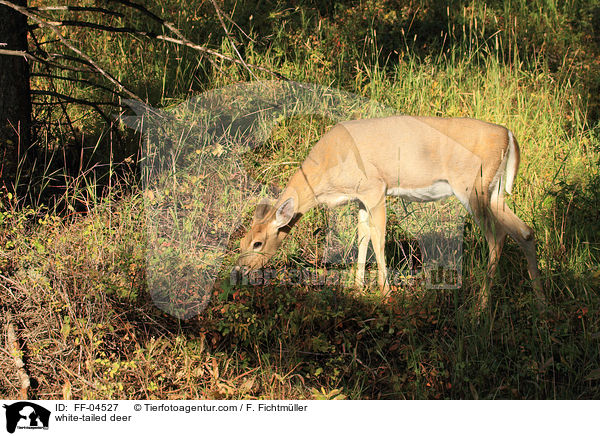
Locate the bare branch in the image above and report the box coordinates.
[31,90,118,131]
[31,90,121,108]
[0,48,36,61]
[0,48,96,76]
[21,0,288,81]
[31,87,125,150]
[28,5,124,18]
[105,0,163,23]
[30,30,82,149]
[31,73,124,96]
[0,0,144,102]
[106,0,287,80]
[37,19,160,37]
[43,53,98,71]
[0,0,290,128]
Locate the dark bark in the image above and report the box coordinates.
[0,0,31,185]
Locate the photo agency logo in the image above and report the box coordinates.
[122,81,466,320]
[2,402,51,434]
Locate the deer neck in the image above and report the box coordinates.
[278,166,319,217]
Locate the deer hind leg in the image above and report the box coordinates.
[479,217,507,310]
[355,205,371,289]
[467,195,507,311]
[489,195,545,304]
[464,178,504,309]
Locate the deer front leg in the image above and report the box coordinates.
[367,200,389,295]
[355,206,370,289]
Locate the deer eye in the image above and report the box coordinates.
[252,241,263,250]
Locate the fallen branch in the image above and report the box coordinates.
[5,313,30,400]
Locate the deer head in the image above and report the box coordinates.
[235,197,296,272]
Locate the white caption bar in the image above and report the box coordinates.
[0,400,596,435]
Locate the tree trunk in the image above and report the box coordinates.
[0,0,31,186]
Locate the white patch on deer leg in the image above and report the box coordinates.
[355,207,370,287]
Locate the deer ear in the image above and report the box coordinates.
[275,198,295,228]
[253,198,274,222]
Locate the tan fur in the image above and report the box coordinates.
[236,116,544,309]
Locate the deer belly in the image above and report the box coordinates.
[386,180,453,202]
[316,193,356,207]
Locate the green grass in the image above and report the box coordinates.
[1,0,600,399]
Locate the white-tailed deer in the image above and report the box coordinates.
[236,116,544,308]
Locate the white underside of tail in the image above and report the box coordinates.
[490,130,518,203]
[505,131,518,195]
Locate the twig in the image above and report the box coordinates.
[30,89,124,145]
[219,6,256,43]
[157,33,287,79]
[209,0,258,80]
[5,313,30,400]
[31,90,121,108]
[58,363,96,389]
[106,0,163,23]
[0,280,17,301]
[25,51,95,73]
[0,273,26,290]
[31,89,118,135]
[0,48,92,75]
[42,52,102,72]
